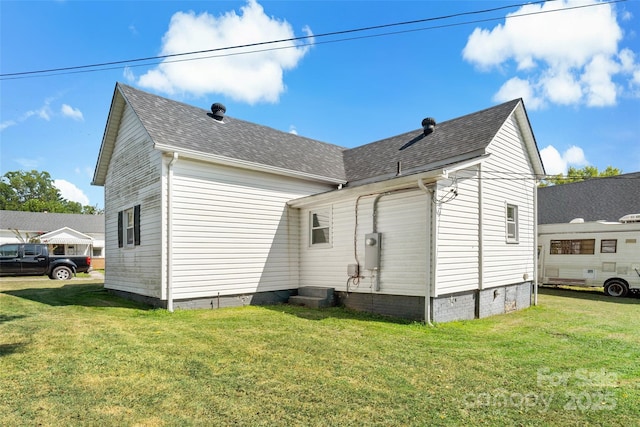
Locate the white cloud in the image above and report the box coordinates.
[1,98,55,131]
[61,104,84,121]
[15,157,44,170]
[289,125,298,135]
[493,77,545,109]
[123,66,135,83]
[54,179,90,206]
[463,0,640,109]
[25,99,53,121]
[540,145,587,175]
[0,120,17,131]
[136,0,313,104]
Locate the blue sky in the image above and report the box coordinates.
[1,0,639,209]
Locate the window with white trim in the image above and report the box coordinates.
[506,204,519,243]
[310,208,331,246]
[118,205,141,248]
[125,208,135,246]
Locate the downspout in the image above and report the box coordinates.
[533,180,538,306]
[167,152,179,312]
[478,164,484,291]
[418,178,434,326]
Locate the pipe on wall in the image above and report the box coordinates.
[418,178,434,326]
[167,152,179,312]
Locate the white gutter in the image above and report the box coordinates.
[154,144,346,186]
[289,168,449,209]
[418,178,435,326]
[167,152,179,312]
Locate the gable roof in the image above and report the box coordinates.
[93,83,347,186]
[0,210,104,234]
[343,99,538,185]
[538,172,640,224]
[93,83,543,188]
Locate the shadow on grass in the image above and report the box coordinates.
[539,286,640,304]
[0,342,28,357]
[266,303,416,325]
[2,282,151,309]
[0,314,28,324]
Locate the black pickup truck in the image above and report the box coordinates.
[0,243,91,280]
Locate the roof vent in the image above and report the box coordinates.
[422,117,436,135]
[210,103,226,122]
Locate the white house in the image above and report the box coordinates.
[92,83,544,322]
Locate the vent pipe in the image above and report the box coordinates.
[422,117,436,136]
[210,103,226,121]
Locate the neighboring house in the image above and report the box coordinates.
[538,172,640,224]
[92,83,544,323]
[0,210,105,268]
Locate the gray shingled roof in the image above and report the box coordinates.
[118,83,347,181]
[538,172,640,224]
[343,99,521,184]
[105,84,531,188]
[0,210,104,233]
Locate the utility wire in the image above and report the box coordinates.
[2,0,623,80]
[3,0,554,77]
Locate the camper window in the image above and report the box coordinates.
[601,239,617,253]
[550,239,595,255]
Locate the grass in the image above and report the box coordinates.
[1,278,639,426]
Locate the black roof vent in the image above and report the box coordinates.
[210,103,226,122]
[422,117,436,136]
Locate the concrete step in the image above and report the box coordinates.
[288,295,332,309]
[297,286,335,299]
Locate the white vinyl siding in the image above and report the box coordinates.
[170,159,332,299]
[480,115,536,288]
[103,104,163,298]
[298,190,429,297]
[432,169,480,295]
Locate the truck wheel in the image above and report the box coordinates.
[604,280,629,297]
[51,266,73,280]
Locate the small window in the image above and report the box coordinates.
[118,205,141,248]
[506,204,518,243]
[310,208,331,246]
[126,208,135,246]
[600,239,617,253]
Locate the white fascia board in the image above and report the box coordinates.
[154,144,346,186]
[288,168,449,209]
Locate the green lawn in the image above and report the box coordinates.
[1,278,638,426]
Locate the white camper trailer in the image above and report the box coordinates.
[538,214,640,297]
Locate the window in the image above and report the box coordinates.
[0,244,19,257]
[23,244,43,256]
[600,239,617,253]
[506,204,518,243]
[310,208,331,246]
[550,239,595,255]
[118,205,141,248]
[126,209,135,245]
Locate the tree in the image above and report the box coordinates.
[0,170,99,214]
[540,166,622,187]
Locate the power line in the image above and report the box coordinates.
[2,0,623,81]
